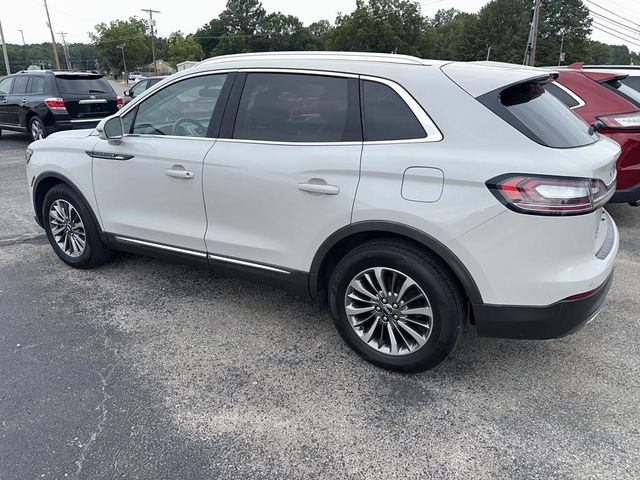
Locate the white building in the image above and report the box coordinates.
[176,61,199,71]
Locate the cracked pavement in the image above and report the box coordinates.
[1,131,639,479]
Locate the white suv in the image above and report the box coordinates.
[26,53,619,371]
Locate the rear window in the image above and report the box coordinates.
[545,82,580,109]
[604,78,640,107]
[55,75,113,95]
[479,80,597,148]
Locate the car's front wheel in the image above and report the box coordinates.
[29,116,46,141]
[43,184,112,268]
[329,238,466,372]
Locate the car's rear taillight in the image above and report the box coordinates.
[44,97,65,109]
[486,174,615,215]
[117,96,123,107]
[596,112,640,130]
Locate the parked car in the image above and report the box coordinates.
[122,76,168,104]
[25,53,619,371]
[128,71,146,82]
[0,70,121,141]
[545,65,640,205]
[579,65,640,94]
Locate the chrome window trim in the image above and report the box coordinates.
[114,236,207,258]
[70,118,104,123]
[208,254,290,274]
[122,133,216,142]
[552,81,586,109]
[117,67,443,145]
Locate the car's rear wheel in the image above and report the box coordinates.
[29,116,46,141]
[328,238,466,372]
[43,184,112,268]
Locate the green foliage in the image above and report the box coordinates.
[325,0,425,55]
[2,0,640,76]
[90,17,150,72]
[167,32,205,65]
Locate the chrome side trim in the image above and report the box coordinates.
[78,99,108,104]
[208,254,291,275]
[85,151,134,161]
[361,75,444,143]
[114,236,208,258]
[215,138,361,147]
[70,118,104,123]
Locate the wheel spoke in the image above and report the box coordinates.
[345,304,375,316]
[403,306,433,318]
[351,279,379,301]
[373,267,388,296]
[361,317,380,343]
[396,276,417,303]
[387,323,399,355]
[396,320,427,349]
[347,292,376,304]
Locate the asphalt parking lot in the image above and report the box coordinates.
[1,131,639,479]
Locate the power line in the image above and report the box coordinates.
[592,19,640,45]
[591,22,640,49]
[590,11,640,36]
[584,0,640,28]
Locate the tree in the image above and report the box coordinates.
[194,19,226,56]
[167,31,205,65]
[256,13,315,51]
[308,20,333,49]
[90,17,150,73]
[423,9,480,61]
[219,0,266,36]
[536,0,592,66]
[326,0,425,55]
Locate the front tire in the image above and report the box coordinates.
[29,116,46,141]
[328,238,466,372]
[43,184,112,268]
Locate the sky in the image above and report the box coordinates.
[1,0,640,52]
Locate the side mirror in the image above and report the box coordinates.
[123,90,130,97]
[97,115,124,144]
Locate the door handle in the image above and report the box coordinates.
[297,181,340,195]
[165,166,194,179]
[21,98,27,104]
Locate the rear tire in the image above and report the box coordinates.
[29,116,46,141]
[328,238,466,372]
[43,184,112,269]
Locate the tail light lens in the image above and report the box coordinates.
[117,96,123,107]
[44,97,65,109]
[596,112,640,130]
[486,174,615,215]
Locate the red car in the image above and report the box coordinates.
[546,64,640,205]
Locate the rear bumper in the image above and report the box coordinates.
[473,271,614,339]
[51,119,103,132]
[610,183,640,203]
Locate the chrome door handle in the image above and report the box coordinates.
[165,166,194,179]
[297,182,340,195]
[21,98,27,103]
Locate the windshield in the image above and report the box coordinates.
[479,80,598,148]
[55,75,113,95]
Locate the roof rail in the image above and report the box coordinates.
[198,51,431,66]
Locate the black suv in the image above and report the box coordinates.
[0,70,120,141]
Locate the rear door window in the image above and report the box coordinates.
[233,73,354,142]
[362,80,426,141]
[28,76,44,94]
[55,75,112,95]
[12,76,29,95]
[479,80,597,148]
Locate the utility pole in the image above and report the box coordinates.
[558,29,568,66]
[117,44,128,85]
[523,0,542,66]
[486,46,491,61]
[58,31,71,69]
[141,8,160,75]
[0,20,10,75]
[43,0,61,69]
[18,29,25,45]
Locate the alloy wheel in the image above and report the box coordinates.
[31,119,45,140]
[344,267,434,356]
[48,199,86,258]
